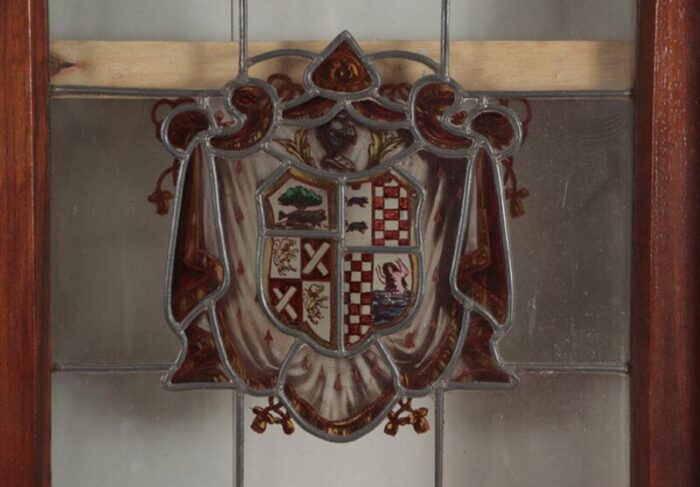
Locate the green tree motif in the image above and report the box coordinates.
[278,186,322,209]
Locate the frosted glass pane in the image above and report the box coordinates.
[49,0,636,42]
[52,372,235,487]
[444,372,629,487]
[244,396,434,487]
[49,0,232,41]
[246,0,634,41]
[50,99,177,364]
[450,0,636,40]
[502,98,632,365]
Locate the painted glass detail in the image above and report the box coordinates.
[152,31,528,441]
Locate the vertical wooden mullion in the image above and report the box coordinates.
[633,1,700,486]
[0,0,50,486]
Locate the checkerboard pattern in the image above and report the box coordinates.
[372,176,411,246]
[343,252,373,346]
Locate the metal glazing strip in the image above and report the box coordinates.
[434,386,446,487]
[336,178,347,352]
[52,363,171,373]
[239,0,249,75]
[235,391,245,487]
[440,0,451,78]
[49,85,634,99]
[51,362,629,374]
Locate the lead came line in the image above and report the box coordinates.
[435,387,446,487]
[440,0,451,78]
[238,0,248,74]
[337,180,347,352]
[49,85,634,99]
[235,391,245,487]
[50,363,630,374]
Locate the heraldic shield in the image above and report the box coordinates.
[155,30,526,440]
[259,167,422,352]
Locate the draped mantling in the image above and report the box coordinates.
[150,31,529,440]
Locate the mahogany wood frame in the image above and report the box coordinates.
[633,0,700,485]
[0,0,50,486]
[0,0,698,486]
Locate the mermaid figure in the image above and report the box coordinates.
[376,258,410,294]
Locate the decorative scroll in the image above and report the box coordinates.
[152,31,529,441]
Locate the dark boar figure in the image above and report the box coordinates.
[346,221,368,234]
[279,209,327,228]
[347,196,369,208]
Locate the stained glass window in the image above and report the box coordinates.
[50,1,634,486]
[154,8,525,440]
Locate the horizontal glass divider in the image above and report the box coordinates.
[50,85,633,100]
[505,361,629,374]
[52,362,171,373]
[52,361,629,375]
[463,90,633,98]
[51,85,222,98]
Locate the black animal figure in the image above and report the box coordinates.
[347,196,369,208]
[277,185,326,228]
[279,209,327,228]
[346,221,368,234]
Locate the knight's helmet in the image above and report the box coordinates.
[156,0,524,441]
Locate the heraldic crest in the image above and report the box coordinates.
[153,11,526,441]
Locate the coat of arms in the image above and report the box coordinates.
[152,30,527,441]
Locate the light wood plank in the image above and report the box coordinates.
[50,40,635,94]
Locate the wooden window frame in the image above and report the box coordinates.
[1,0,698,485]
